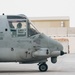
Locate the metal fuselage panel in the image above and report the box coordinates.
[0,16,34,62]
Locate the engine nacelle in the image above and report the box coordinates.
[50,51,61,57]
[33,48,50,57]
[50,51,60,64]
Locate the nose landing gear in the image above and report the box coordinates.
[38,63,48,72]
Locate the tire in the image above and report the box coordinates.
[39,63,48,72]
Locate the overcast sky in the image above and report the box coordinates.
[0,0,75,27]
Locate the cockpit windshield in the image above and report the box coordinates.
[7,15,39,37]
[29,22,39,36]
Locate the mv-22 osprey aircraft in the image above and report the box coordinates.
[0,14,66,72]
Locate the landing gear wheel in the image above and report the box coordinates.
[39,63,48,72]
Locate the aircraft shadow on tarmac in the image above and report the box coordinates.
[0,70,73,73]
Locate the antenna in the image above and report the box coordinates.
[2,13,5,15]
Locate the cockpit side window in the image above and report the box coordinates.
[8,20,26,37]
[28,23,39,36]
[29,28,38,36]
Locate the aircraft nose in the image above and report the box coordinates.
[57,43,67,55]
[60,51,67,55]
[57,43,63,51]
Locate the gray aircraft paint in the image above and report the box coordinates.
[0,14,65,64]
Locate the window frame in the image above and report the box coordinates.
[8,19,27,37]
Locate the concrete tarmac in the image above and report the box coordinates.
[0,53,75,75]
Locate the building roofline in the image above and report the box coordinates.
[29,16,69,21]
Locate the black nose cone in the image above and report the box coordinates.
[60,51,67,55]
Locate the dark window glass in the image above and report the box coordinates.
[7,16,26,19]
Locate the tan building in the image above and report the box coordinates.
[29,16,69,29]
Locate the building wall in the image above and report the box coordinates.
[31,20,69,28]
[68,27,75,37]
[30,17,69,28]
